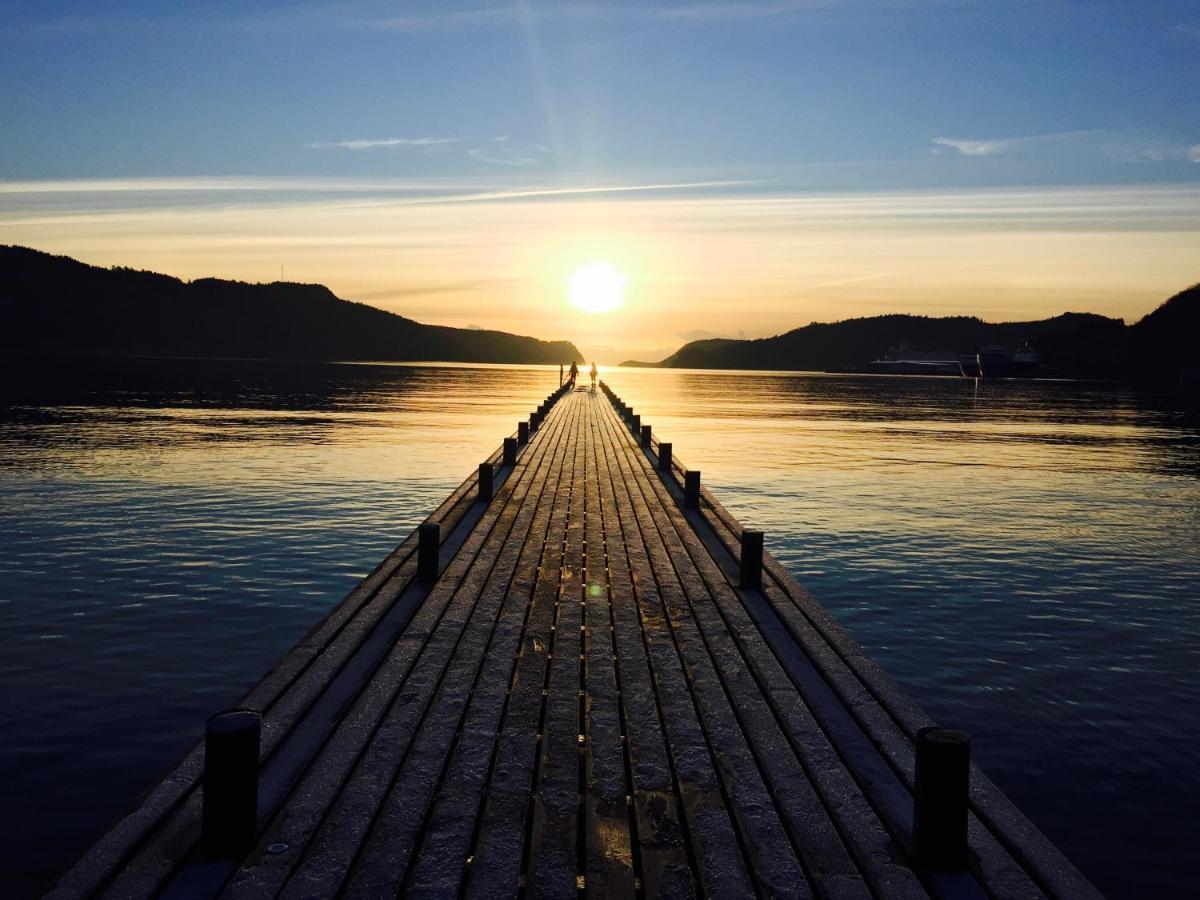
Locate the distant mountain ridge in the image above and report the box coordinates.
[624,285,1200,382]
[0,246,582,365]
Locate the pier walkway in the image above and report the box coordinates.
[51,384,1098,899]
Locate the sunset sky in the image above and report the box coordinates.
[2,1,1198,362]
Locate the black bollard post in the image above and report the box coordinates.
[658,442,672,471]
[739,530,764,589]
[418,522,440,583]
[529,413,539,434]
[518,421,529,445]
[503,437,517,467]
[478,462,494,503]
[202,709,261,858]
[631,414,641,435]
[684,470,701,509]
[914,727,971,870]
[641,425,652,448]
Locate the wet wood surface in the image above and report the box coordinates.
[51,384,1100,899]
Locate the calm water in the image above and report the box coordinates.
[2,359,1197,898]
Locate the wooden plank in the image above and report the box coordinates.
[599,401,823,899]
[142,402,559,899]
[103,556,453,897]
[210,396,576,900]
[599,382,1099,900]
[580,397,636,897]
[462,400,581,897]
[752,568,1068,899]
[636,416,1048,899]
[335,395,583,898]
[397,401,584,898]
[523,396,588,898]
[600,397,927,900]
[601,430,756,899]
[592,404,699,899]
[48,439,511,899]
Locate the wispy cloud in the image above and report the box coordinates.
[931,130,1104,158]
[307,137,458,150]
[931,137,1008,157]
[469,149,538,167]
[932,130,1200,164]
[305,134,554,167]
[0,177,754,210]
[421,179,755,204]
[468,137,550,168]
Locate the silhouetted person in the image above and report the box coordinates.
[569,361,578,386]
[589,361,598,390]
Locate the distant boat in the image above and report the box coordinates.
[868,344,965,376]
[977,344,1013,377]
[1010,343,1041,377]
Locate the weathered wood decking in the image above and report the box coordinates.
[51,383,1099,899]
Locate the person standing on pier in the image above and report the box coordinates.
[568,360,578,386]
[589,361,598,390]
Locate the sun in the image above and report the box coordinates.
[567,261,626,314]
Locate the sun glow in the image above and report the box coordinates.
[567,261,626,314]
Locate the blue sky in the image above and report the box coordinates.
[3,0,1198,185]
[2,2,1198,361]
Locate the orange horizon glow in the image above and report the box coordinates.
[1,180,1197,363]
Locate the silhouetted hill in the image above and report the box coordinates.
[1129,284,1200,382]
[0,246,582,365]
[628,288,1199,382]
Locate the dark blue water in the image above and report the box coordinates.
[1,358,1197,897]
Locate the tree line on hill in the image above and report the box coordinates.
[0,246,582,365]
[625,285,1199,384]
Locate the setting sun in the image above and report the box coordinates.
[567,261,626,314]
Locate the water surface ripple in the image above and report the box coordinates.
[1,358,1197,898]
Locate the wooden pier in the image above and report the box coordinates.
[51,382,1099,899]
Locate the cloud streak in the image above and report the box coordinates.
[467,137,550,168]
[932,130,1200,166]
[931,130,1106,158]
[306,134,554,167]
[931,137,1008,157]
[307,137,458,150]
